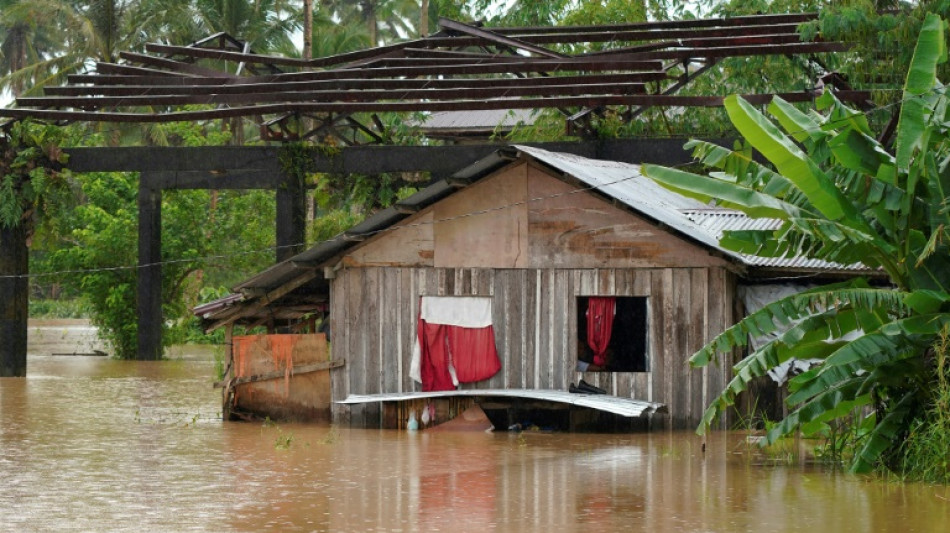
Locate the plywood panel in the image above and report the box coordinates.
[705,266,729,430]
[344,211,435,267]
[363,268,381,401]
[487,272,508,389]
[526,165,729,269]
[434,163,528,268]
[399,267,415,392]
[474,267,494,296]
[329,273,349,421]
[648,269,670,429]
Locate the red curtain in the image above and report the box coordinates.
[417,320,501,391]
[418,320,455,392]
[449,325,501,383]
[586,297,616,367]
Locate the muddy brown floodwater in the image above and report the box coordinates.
[1,323,949,532]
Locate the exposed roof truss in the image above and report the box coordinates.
[2,12,865,142]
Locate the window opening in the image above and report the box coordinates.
[576,296,649,372]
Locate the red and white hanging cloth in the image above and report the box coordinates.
[410,296,501,391]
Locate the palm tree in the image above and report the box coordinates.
[0,0,62,97]
[194,0,300,54]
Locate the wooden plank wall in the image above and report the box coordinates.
[330,266,736,429]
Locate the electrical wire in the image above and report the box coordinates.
[0,87,941,281]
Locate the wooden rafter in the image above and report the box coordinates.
[2,12,869,143]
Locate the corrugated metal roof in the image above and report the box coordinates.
[192,293,244,317]
[338,389,667,418]
[417,109,539,131]
[683,209,869,273]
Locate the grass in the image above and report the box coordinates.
[898,328,950,483]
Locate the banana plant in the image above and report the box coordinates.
[643,14,950,473]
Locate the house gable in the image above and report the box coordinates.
[341,158,729,270]
[343,162,530,268]
[526,162,730,269]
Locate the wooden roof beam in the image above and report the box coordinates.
[66,73,224,85]
[146,42,307,68]
[438,18,566,59]
[22,82,649,108]
[49,73,659,97]
[208,270,319,331]
[417,23,810,47]
[94,62,196,78]
[581,32,818,57]
[514,23,809,43]
[1,91,874,123]
[70,60,668,85]
[623,42,849,61]
[487,12,818,35]
[118,52,238,77]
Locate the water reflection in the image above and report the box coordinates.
[2,354,949,532]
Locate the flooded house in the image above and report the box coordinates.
[196,145,867,431]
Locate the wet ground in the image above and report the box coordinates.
[2,323,949,532]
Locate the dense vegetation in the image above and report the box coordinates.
[644,14,950,479]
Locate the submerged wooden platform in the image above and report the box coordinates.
[339,389,667,431]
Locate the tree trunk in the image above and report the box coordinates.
[420,0,429,37]
[303,0,313,60]
[367,4,378,46]
[0,223,29,377]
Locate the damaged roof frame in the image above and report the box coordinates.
[2,13,865,142]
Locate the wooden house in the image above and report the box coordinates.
[197,145,867,430]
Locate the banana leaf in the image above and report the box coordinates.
[725,95,870,231]
[641,164,799,219]
[895,14,946,172]
[850,391,918,473]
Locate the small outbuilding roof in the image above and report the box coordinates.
[415,109,540,141]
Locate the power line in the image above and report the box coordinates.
[2,88,942,281]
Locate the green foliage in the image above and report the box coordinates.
[42,120,274,358]
[0,120,71,232]
[47,171,140,358]
[643,14,950,474]
[28,298,91,319]
[309,208,364,243]
[801,1,950,101]
[898,327,950,483]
